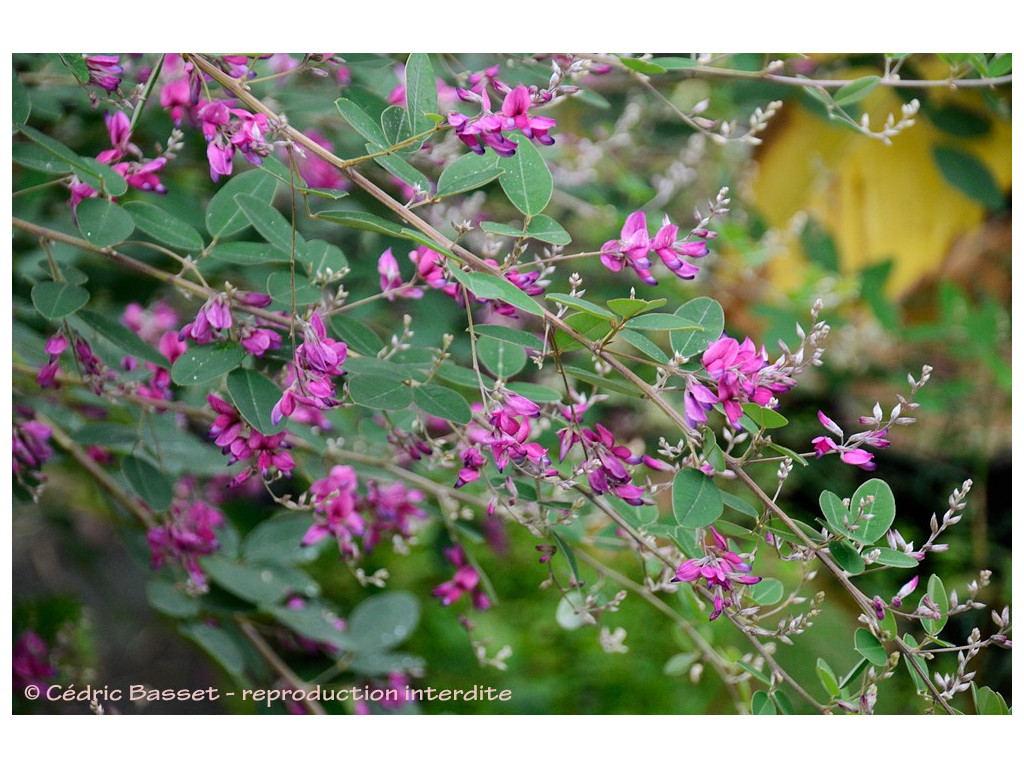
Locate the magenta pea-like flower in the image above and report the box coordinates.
[812,410,889,471]
[672,526,761,621]
[147,497,225,592]
[433,546,490,611]
[600,211,710,285]
[84,54,123,92]
[701,334,790,428]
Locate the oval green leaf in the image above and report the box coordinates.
[123,201,204,252]
[828,539,865,575]
[672,469,723,528]
[122,454,173,511]
[76,197,135,247]
[412,383,472,424]
[671,297,725,358]
[348,374,412,410]
[227,368,285,435]
[205,170,278,238]
[31,281,89,320]
[170,341,246,386]
[497,137,552,216]
[477,335,528,379]
[854,627,888,667]
[849,478,896,544]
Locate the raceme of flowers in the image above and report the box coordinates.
[672,526,761,621]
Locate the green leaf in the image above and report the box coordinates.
[553,312,612,353]
[497,137,552,216]
[122,201,204,252]
[236,193,300,254]
[772,690,795,716]
[205,169,278,238]
[828,539,865,575]
[607,296,667,319]
[31,281,89,320]
[12,144,71,174]
[721,490,759,519]
[617,329,669,364]
[226,369,285,435]
[562,365,640,398]
[816,658,841,697]
[932,145,1004,210]
[750,578,784,605]
[170,341,245,386]
[314,209,406,237]
[545,292,616,320]
[872,548,920,568]
[436,151,503,198]
[12,70,31,125]
[380,105,413,147]
[920,574,949,636]
[800,217,840,272]
[436,361,494,390]
[266,271,321,307]
[507,382,562,403]
[525,215,571,245]
[202,555,293,606]
[477,335,528,379]
[670,297,725,358]
[832,75,880,107]
[371,145,430,192]
[624,313,698,331]
[412,383,472,424]
[208,241,292,265]
[854,627,888,667]
[849,478,896,544]
[330,315,382,357]
[556,592,589,630]
[298,239,348,275]
[764,442,809,466]
[449,269,544,317]
[60,53,90,83]
[243,512,326,565]
[76,198,135,247]
[617,56,667,75]
[672,469,723,528]
[972,684,1010,715]
[146,578,200,619]
[663,652,700,676]
[473,324,541,349]
[838,657,871,692]
[268,603,355,650]
[348,374,412,410]
[751,690,777,715]
[179,623,246,678]
[736,660,771,685]
[819,490,848,533]
[122,454,173,510]
[988,53,1012,77]
[740,402,789,429]
[77,309,168,367]
[651,57,699,70]
[335,97,388,146]
[404,53,436,135]
[18,124,127,195]
[346,591,420,652]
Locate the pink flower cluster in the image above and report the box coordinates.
[13,417,53,482]
[672,526,761,621]
[448,71,557,157]
[178,292,277,354]
[208,394,296,487]
[122,301,187,402]
[600,211,710,285]
[146,493,225,592]
[198,100,271,182]
[13,630,58,694]
[433,546,490,610]
[84,54,123,92]
[69,110,168,212]
[700,334,793,428]
[301,464,426,561]
[272,313,347,427]
[37,332,112,395]
[812,410,890,471]
[557,422,669,506]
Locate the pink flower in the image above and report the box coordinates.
[673,526,761,621]
[378,248,424,301]
[84,54,122,92]
[13,630,57,693]
[702,335,790,428]
[303,464,365,559]
[147,497,225,592]
[811,410,889,471]
[600,211,656,285]
[500,85,556,146]
[433,546,490,610]
[650,216,708,279]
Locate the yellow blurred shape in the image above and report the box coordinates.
[751,72,1011,297]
